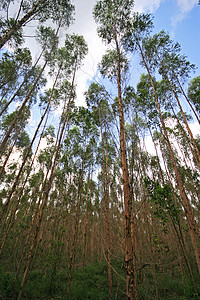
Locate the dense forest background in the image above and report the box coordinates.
[0,0,200,299]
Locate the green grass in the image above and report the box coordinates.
[0,263,199,299]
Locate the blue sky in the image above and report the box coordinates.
[152,0,200,75]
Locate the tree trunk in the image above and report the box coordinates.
[0,68,60,255]
[0,0,46,49]
[66,150,86,299]
[82,168,90,267]
[173,72,200,126]
[157,52,200,168]
[114,29,136,300]
[98,101,112,300]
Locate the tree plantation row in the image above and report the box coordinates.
[0,0,199,299]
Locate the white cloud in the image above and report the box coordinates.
[66,0,107,106]
[134,0,164,13]
[74,29,107,106]
[190,121,200,137]
[28,111,36,127]
[176,0,198,14]
[15,101,21,108]
[172,0,198,26]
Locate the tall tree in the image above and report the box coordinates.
[93,1,137,299]
[86,82,113,300]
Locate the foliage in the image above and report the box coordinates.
[144,177,180,227]
[187,76,200,113]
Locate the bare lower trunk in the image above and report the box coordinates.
[98,102,112,299]
[82,169,90,267]
[114,29,136,300]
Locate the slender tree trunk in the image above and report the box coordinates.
[134,141,159,300]
[148,125,198,287]
[0,103,31,179]
[97,101,112,300]
[173,72,200,126]
[66,150,86,299]
[169,100,200,169]
[114,29,136,300]
[0,0,46,49]
[15,64,72,279]
[0,68,60,255]
[82,167,90,267]
[0,66,60,227]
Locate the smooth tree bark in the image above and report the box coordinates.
[85,82,113,298]
[66,150,85,300]
[98,103,112,300]
[82,168,90,267]
[115,31,137,300]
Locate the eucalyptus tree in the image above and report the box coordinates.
[134,85,198,289]
[0,0,75,49]
[144,31,198,122]
[0,104,31,179]
[0,106,31,197]
[0,48,32,116]
[0,77,64,257]
[14,72,75,282]
[85,82,114,300]
[93,1,138,297]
